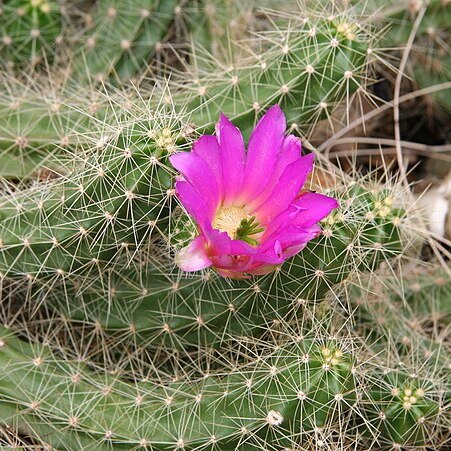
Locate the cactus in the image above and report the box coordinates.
[0,82,412,359]
[0,326,358,450]
[0,322,447,449]
[389,0,451,112]
[0,134,408,349]
[357,0,451,112]
[340,264,450,447]
[183,0,263,66]
[0,3,386,350]
[1,1,376,166]
[0,1,448,450]
[0,6,373,178]
[359,360,447,447]
[0,75,124,179]
[72,0,181,82]
[0,0,64,68]
[176,12,374,138]
[351,264,451,370]
[0,110,174,278]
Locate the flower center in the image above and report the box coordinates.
[213,207,264,245]
[213,207,249,239]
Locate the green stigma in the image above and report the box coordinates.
[235,216,265,246]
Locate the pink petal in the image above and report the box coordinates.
[204,227,232,255]
[192,135,223,199]
[275,224,321,249]
[216,113,245,206]
[205,227,255,257]
[282,225,322,258]
[205,228,257,273]
[247,134,301,211]
[175,236,212,272]
[255,153,314,224]
[175,181,213,228]
[259,223,321,262]
[170,152,219,212]
[259,240,285,264]
[292,192,339,227]
[240,105,286,202]
[260,204,304,243]
[282,243,309,259]
[210,254,254,273]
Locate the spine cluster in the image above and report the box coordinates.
[0,1,448,450]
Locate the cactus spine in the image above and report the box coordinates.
[0,0,63,68]
[0,324,446,449]
[0,2,448,450]
[0,327,356,449]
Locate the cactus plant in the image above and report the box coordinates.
[0,0,64,68]
[175,12,374,138]
[0,6,373,177]
[0,1,448,450]
[0,325,357,449]
[359,356,448,447]
[72,0,182,82]
[0,320,447,449]
[0,75,123,178]
[351,264,451,370]
[356,0,451,112]
[0,3,385,350]
[183,0,264,66]
[0,99,408,350]
[57,179,405,347]
[0,6,374,178]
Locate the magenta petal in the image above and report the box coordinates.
[175,236,212,271]
[260,223,320,259]
[246,248,284,267]
[292,192,339,227]
[205,228,255,257]
[260,240,285,264]
[276,225,321,249]
[169,152,219,212]
[247,134,301,211]
[192,135,223,199]
[255,153,314,224]
[216,113,245,205]
[211,254,253,273]
[260,204,304,243]
[240,105,286,202]
[175,181,213,228]
[204,228,232,255]
[205,228,257,273]
[282,244,307,259]
[170,104,338,277]
[282,225,322,258]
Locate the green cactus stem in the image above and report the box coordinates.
[0,327,356,449]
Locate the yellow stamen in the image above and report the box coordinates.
[213,207,250,239]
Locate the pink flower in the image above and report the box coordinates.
[170,105,338,278]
